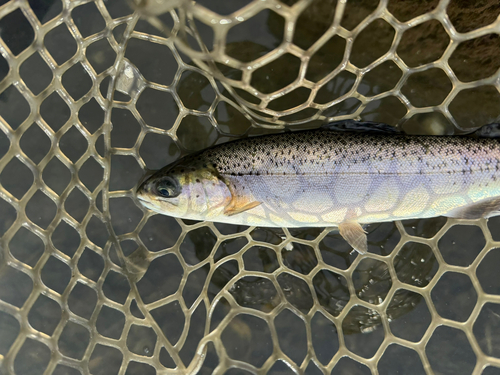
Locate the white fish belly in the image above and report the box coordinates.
[216,170,500,228]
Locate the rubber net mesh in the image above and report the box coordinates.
[1,0,500,374]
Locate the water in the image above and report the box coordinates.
[1,1,500,374]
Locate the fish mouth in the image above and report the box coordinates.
[136,194,154,209]
[136,195,149,203]
[136,193,180,210]
[135,194,158,212]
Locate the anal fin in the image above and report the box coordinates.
[338,221,368,254]
[446,196,500,219]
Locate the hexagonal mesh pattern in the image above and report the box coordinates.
[1,0,500,374]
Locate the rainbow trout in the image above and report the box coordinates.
[136,122,500,253]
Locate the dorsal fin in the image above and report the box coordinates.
[322,120,400,134]
[472,123,500,138]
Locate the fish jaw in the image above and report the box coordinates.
[136,188,186,217]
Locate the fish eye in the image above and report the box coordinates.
[156,177,180,198]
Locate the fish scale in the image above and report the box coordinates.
[209,131,499,177]
[136,126,500,253]
[212,132,498,216]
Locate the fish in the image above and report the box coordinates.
[136,121,500,254]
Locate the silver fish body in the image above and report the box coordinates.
[136,128,500,252]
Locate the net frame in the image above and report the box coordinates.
[0,0,499,374]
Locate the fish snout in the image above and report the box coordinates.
[136,170,157,195]
[136,179,155,199]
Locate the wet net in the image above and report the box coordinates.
[1,0,500,374]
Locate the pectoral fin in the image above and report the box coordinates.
[222,177,261,216]
[338,221,368,254]
[224,199,261,216]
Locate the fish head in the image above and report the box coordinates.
[136,157,231,220]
